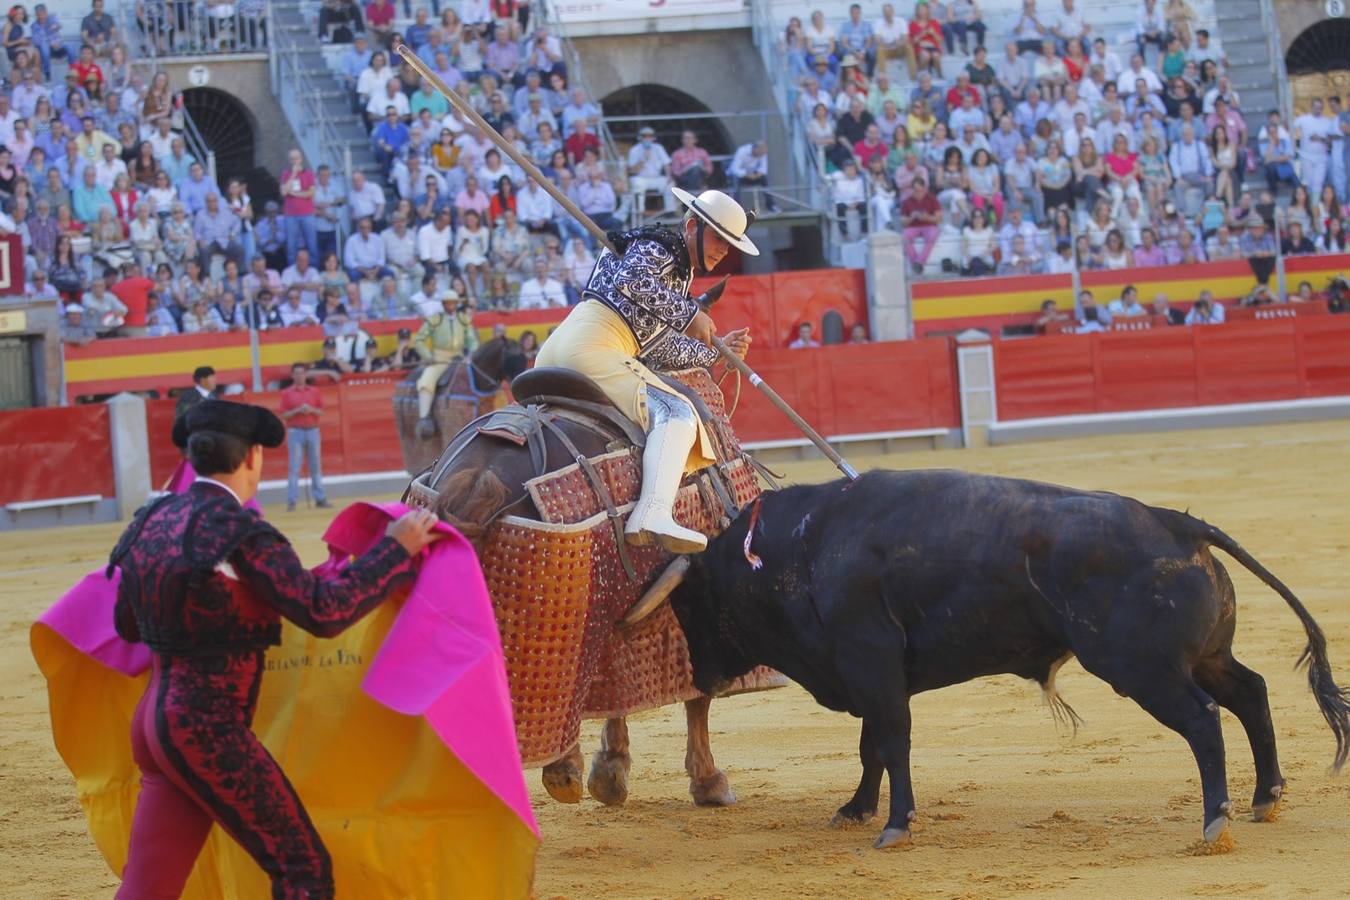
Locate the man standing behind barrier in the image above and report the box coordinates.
[280,363,329,512]
[413,290,479,438]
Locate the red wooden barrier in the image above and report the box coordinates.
[994,316,1350,421]
[0,405,114,504]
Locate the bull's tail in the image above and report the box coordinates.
[1185,514,1350,772]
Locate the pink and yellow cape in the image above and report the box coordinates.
[30,465,538,897]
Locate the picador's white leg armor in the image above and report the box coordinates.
[625,387,707,553]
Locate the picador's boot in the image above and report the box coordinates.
[626,389,706,554]
[416,391,437,439]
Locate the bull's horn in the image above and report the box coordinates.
[622,557,691,625]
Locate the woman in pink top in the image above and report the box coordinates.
[1104,134,1142,214]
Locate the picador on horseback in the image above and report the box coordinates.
[535,187,758,553]
[413,289,480,439]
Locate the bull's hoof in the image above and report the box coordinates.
[1252,783,1284,822]
[690,768,737,807]
[586,750,631,807]
[873,827,913,850]
[542,750,584,804]
[415,417,437,439]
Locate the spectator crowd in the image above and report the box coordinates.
[785,0,1350,310]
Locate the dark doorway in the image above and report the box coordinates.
[600,84,732,157]
[180,87,277,203]
[1285,20,1350,75]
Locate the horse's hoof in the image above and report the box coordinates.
[690,768,737,807]
[873,827,913,850]
[415,417,437,439]
[830,805,876,829]
[542,752,584,804]
[1198,803,1235,849]
[1252,783,1284,822]
[586,751,631,807]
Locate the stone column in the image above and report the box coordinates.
[955,330,996,448]
[108,392,152,519]
[865,230,911,340]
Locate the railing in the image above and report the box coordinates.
[265,0,353,188]
[1259,0,1292,123]
[123,0,269,58]
[536,0,623,181]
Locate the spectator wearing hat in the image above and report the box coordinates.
[174,366,218,419]
[310,336,351,380]
[1240,220,1277,284]
[386,327,422,370]
[412,289,478,436]
[626,126,674,217]
[279,362,329,511]
[60,302,97,344]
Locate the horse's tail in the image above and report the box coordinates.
[431,467,510,548]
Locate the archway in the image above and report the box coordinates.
[600,84,732,158]
[180,87,274,200]
[1284,20,1350,113]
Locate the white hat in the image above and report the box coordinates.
[671,188,759,256]
[440,289,461,302]
[65,303,85,314]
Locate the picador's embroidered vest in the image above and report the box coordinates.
[582,226,720,371]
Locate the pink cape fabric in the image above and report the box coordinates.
[34,490,538,838]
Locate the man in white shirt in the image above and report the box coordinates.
[277,285,318,327]
[343,216,392,283]
[409,272,441,317]
[1106,284,1146,317]
[1135,0,1165,59]
[416,207,453,276]
[347,169,387,228]
[998,207,1040,260]
[381,213,419,279]
[281,248,322,308]
[788,322,821,349]
[626,126,674,216]
[147,118,175,161]
[93,141,127,190]
[365,78,410,124]
[1117,54,1162,95]
[516,178,556,235]
[517,257,566,309]
[874,3,911,78]
[1089,37,1122,82]
[1294,99,1332,201]
[728,140,773,212]
[1051,0,1089,53]
[831,159,868,239]
[1186,29,1224,71]
[393,154,445,202]
[1096,104,1136,154]
[1053,82,1090,135]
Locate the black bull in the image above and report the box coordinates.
[669,469,1350,849]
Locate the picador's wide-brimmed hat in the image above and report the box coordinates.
[172,399,286,450]
[671,188,760,256]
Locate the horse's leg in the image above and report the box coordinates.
[587,717,632,806]
[685,696,736,807]
[541,742,584,804]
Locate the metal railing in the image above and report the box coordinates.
[124,0,269,58]
[265,0,354,187]
[533,0,631,198]
[1259,0,1292,124]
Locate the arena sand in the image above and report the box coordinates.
[3,420,1350,899]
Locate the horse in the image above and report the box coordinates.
[392,336,526,475]
[408,368,758,809]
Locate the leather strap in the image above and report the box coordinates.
[540,414,639,583]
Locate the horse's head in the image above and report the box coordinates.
[473,336,527,384]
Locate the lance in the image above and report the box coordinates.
[395,44,860,482]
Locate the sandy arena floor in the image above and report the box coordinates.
[3,421,1350,899]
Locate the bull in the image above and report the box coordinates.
[660,469,1350,850]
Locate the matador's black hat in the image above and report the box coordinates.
[172,400,286,450]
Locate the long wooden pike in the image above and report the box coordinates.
[395,43,860,482]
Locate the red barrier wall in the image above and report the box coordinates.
[0,405,114,504]
[729,341,960,442]
[993,316,1350,421]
